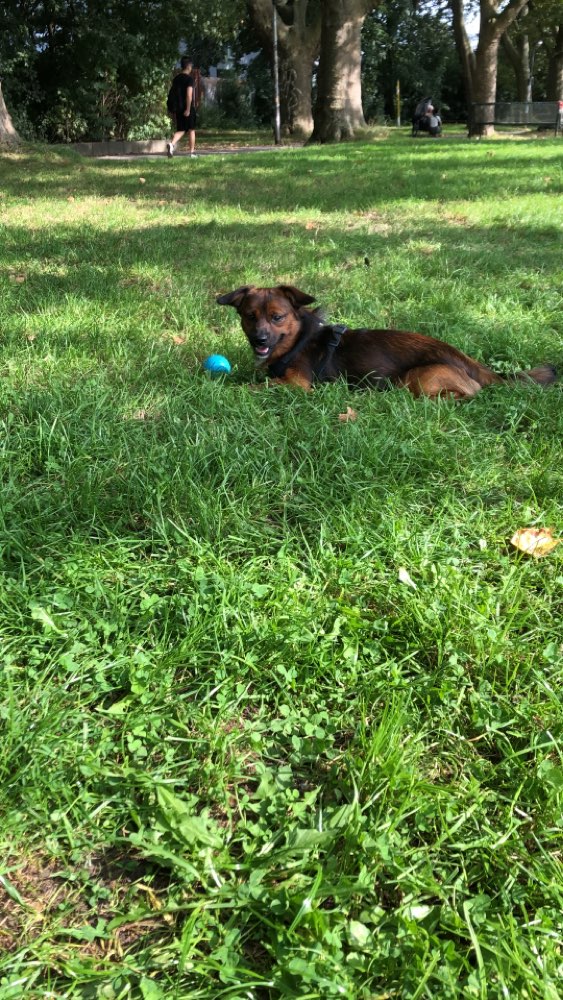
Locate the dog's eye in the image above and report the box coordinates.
[271,313,285,322]
[246,312,255,321]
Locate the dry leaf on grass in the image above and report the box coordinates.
[398,567,417,590]
[139,177,146,184]
[510,527,561,559]
[338,407,358,423]
[126,409,161,422]
[9,272,26,283]
[171,334,186,345]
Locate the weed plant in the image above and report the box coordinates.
[0,133,562,999]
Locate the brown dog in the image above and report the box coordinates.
[216,284,557,399]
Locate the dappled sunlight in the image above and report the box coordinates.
[0,138,562,999]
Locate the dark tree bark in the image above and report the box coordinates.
[502,29,531,100]
[309,0,376,143]
[0,81,20,145]
[450,0,476,113]
[450,0,531,135]
[247,0,320,137]
[546,23,563,99]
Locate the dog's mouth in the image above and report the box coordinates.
[254,344,271,358]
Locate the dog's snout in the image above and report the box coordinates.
[254,329,269,344]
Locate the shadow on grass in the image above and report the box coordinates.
[1,216,562,315]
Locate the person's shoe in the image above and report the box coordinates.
[166,142,175,158]
[189,153,198,159]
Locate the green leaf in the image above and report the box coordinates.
[538,760,563,790]
[128,834,202,879]
[326,802,361,830]
[285,828,335,851]
[139,978,165,1000]
[348,919,371,949]
[156,786,223,848]
[403,904,433,921]
[29,604,65,634]
[62,919,108,942]
[0,875,30,908]
[105,697,132,715]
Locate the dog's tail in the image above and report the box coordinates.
[511,364,558,386]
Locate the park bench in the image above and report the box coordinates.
[471,101,563,136]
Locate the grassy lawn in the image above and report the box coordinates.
[0,133,562,999]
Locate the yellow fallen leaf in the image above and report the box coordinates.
[510,527,561,559]
[139,177,146,183]
[338,407,358,423]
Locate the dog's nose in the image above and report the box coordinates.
[254,330,268,344]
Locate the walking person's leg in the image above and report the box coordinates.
[167,128,186,157]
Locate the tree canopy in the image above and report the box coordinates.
[0,0,557,142]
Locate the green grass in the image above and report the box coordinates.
[0,132,562,999]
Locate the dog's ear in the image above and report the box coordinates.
[216,286,254,308]
[277,285,316,308]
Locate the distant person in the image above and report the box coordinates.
[166,56,198,159]
[428,105,442,137]
[412,97,441,137]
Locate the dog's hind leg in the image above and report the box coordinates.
[399,364,483,400]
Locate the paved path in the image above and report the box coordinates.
[74,140,302,160]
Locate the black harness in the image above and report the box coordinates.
[267,324,348,382]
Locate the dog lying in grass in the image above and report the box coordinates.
[216,284,557,400]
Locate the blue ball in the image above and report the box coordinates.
[203,354,232,377]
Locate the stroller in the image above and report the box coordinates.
[412,98,442,137]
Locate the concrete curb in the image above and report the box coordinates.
[71,140,169,156]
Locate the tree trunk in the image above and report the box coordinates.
[472,16,503,135]
[449,0,530,136]
[279,44,318,136]
[0,82,20,146]
[546,23,563,100]
[501,31,531,101]
[450,0,476,124]
[247,0,320,137]
[310,0,374,143]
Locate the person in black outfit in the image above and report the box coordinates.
[166,56,198,158]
